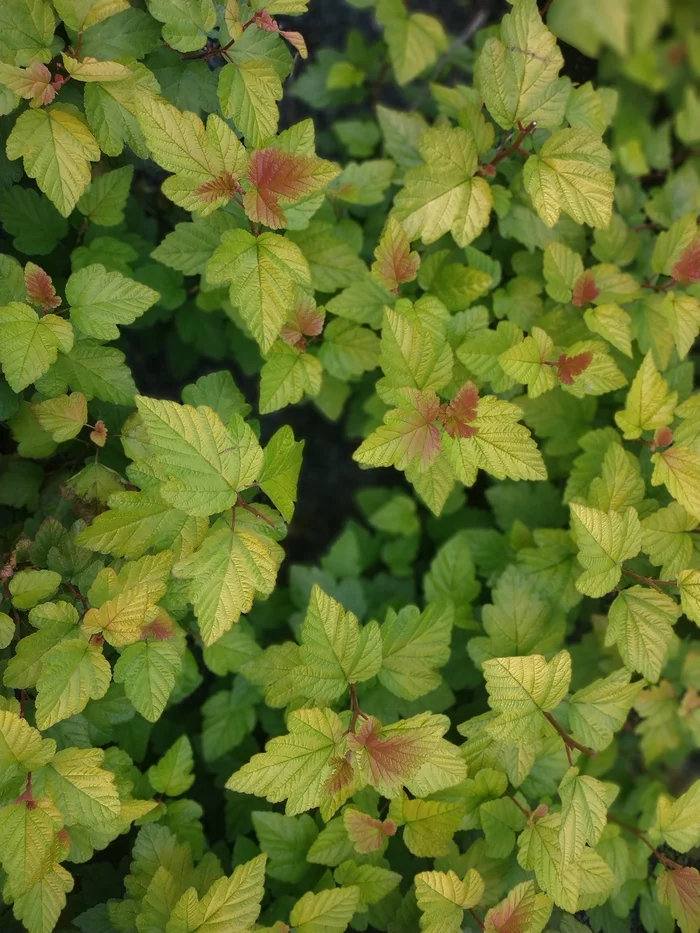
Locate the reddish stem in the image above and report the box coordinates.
[235,495,276,530]
[348,683,368,733]
[468,907,485,930]
[485,121,537,171]
[608,815,682,869]
[507,794,532,818]
[621,568,677,591]
[65,581,89,610]
[543,711,598,759]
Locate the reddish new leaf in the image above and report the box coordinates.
[195,171,243,204]
[90,420,108,448]
[347,716,424,791]
[556,351,593,385]
[280,30,308,58]
[343,808,397,853]
[323,755,355,795]
[654,426,674,448]
[372,218,420,293]
[140,610,176,641]
[439,384,479,439]
[484,881,552,933]
[244,148,338,228]
[572,270,600,307]
[657,866,700,933]
[672,239,700,285]
[280,293,325,350]
[24,262,61,310]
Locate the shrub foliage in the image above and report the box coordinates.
[1,1,700,932]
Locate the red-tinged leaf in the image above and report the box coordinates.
[244,148,337,229]
[439,384,479,439]
[280,293,325,350]
[484,881,552,933]
[324,755,356,796]
[556,351,593,385]
[572,269,600,307]
[657,866,700,933]
[3,60,58,108]
[195,171,243,204]
[141,609,176,641]
[253,9,277,30]
[24,262,61,310]
[672,239,700,285]
[89,420,108,448]
[281,30,308,59]
[343,808,397,854]
[372,218,420,293]
[654,426,674,448]
[347,716,423,790]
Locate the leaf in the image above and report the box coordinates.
[145,0,216,53]
[6,106,100,216]
[475,0,569,130]
[24,264,59,314]
[173,519,284,646]
[414,868,484,933]
[244,146,338,229]
[484,881,553,933]
[226,707,344,815]
[252,811,318,884]
[658,781,700,854]
[217,59,280,149]
[61,54,134,82]
[657,867,700,933]
[479,797,527,859]
[567,669,643,751]
[372,218,420,292]
[29,392,87,442]
[207,229,311,351]
[0,795,64,898]
[444,395,547,484]
[483,651,571,746]
[12,862,74,933]
[0,60,56,108]
[259,342,322,413]
[606,586,681,682]
[39,747,120,827]
[65,263,158,340]
[354,389,442,471]
[558,766,618,863]
[9,569,61,610]
[642,503,698,579]
[294,585,382,701]
[0,302,73,392]
[499,328,558,398]
[615,352,677,439]
[678,569,700,626]
[35,637,111,729]
[0,710,56,790]
[148,736,194,796]
[439,384,480,439]
[333,860,400,911]
[182,370,251,421]
[557,351,593,386]
[113,634,184,722]
[290,887,360,933]
[378,602,453,700]
[347,712,466,798]
[651,446,700,520]
[168,853,267,933]
[375,0,446,86]
[42,340,137,405]
[392,126,492,248]
[543,242,584,302]
[134,397,261,517]
[570,504,642,597]
[343,809,397,855]
[257,425,303,523]
[524,129,614,229]
[0,0,56,66]
[584,303,633,357]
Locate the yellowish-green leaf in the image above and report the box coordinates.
[35,637,111,730]
[570,503,642,597]
[651,446,700,520]
[606,586,681,682]
[0,303,73,393]
[615,352,677,439]
[29,392,87,442]
[290,886,361,933]
[218,59,282,147]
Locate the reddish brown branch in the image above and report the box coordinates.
[543,711,598,759]
[608,815,682,869]
[235,495,276,530]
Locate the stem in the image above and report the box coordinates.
[348,683,368,733]
[484,121,537,172]
[542,711,598,759]
[540,0,554,16]
[65,581,89,611]
[608,815,683,869]
[642,277,673,293]
[235,495,276,530]
[507,794,531,818]
[468,907,485,930]
[621,568,677,592]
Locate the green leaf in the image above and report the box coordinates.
[40,339,137,405]
[390,795,464,857]
[0,794,65,898]
[66,264,159,340]
[568,668,643,752]
[9,569,61,610]
[558,766,618,863]
[570,504,642,597]
[651,445,700,520]
[145,0,216,53]
[290,887,361,933]
[226,706,344,815]
[172,519,284,646]
[0,710,56,792]
[252,811,318,884]
[0,303,73,392]
[207,229,311,351]
[148,735,195,796]
[258,425,304,522]
[392,126,492,248]
[524,129,614,229]
[378,602,453,700]
[134,397,261,517]
[167,853,267,933]
[642,503,698,579]
[658,781,700,854]
[333,860,400,911]
[294,585,382,701]
[259,342,322,414]
[39,746,120,827]
[376,0,446,85]
[6,106,100,216]
[475,0,569,130]
[483,650,572,746]
[606,586,681,682]
[0,0,56,66]
[353,389,442,472]
[181,370,251,421]
[29,392,87,442]
[678,569,700,626]
[415,868,484,933]
[218,59,282,147]
[35,637,111,729]
[113,634,184,722]
[615,352,677,439]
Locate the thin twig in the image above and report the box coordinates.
[507,794,531,818]
[542,711,598,758]
[608,815,682,869]
[482,121,537,173]
[622,568,677,591]
[235,495,276,530]
[348,683,368,733]
[468,907,485,930]
[65,581,89,610]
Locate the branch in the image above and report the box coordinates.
[468,908,485,930]
[621,568,677,592]
[348,683,368,733]
[65,581,89,611]
[543,711,598,759]
[481,121,537,174]
[235,495,277,530]
[608,815,682,869]
[507,793,531,818]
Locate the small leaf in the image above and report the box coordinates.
[0,302,73,393]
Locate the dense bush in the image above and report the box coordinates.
[1,0,700,931]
